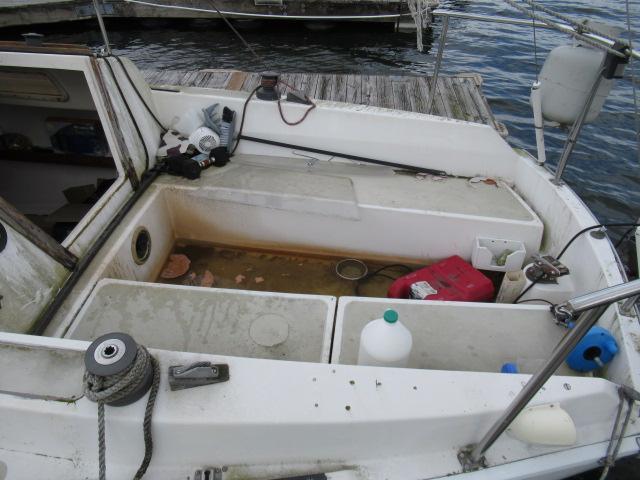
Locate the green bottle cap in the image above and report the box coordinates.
[383,309,398,324]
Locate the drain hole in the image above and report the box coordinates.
[132,227,151,265]
[583,346,602,361]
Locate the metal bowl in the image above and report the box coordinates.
[335,258,368,281]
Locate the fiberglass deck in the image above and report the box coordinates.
[155,154,543,259]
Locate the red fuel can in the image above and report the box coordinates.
[387,255,494,302]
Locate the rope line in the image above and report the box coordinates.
[407,0,430,52]
[84,345,159,480]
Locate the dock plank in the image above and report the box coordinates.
[142,69,507,137]
[333,74,347,103]
[392,80,412,113]
[345,74,361,105]
[315,74,333,100]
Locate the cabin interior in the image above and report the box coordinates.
[0,66,117,242]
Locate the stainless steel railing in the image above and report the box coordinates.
[459,278,640,470]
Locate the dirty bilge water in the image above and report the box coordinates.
[157,242,421,298]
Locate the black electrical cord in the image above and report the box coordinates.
[615,226,637,248]
[513,270,544,304]
[230,85,261,155]
[515,298,555,306]
[102,57,151,171]
[239,135,449,177]
[557,223,640,260]
[354,264,413,296]
[112,54,167,133]
[513,222,640,304]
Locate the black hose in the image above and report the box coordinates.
[557,223,640,260]
[239,135,449,177]
[230,85,260,155]
[354,264,413,296]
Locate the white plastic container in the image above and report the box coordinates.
[471,237,526,272]
[496,270,527,303]
[357,309,413,368]
[538,44,613,125]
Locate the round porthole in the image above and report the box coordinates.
[0,223,6,253]
[132,226,151,265]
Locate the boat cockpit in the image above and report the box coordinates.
[1,41,639,480]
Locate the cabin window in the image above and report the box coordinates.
[0,67,118,243]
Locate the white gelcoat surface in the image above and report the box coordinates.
[68,279,335,363]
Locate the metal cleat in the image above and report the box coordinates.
[525,254,569,283]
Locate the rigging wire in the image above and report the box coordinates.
[520,0,628,46]
[530,0,539,80]
[502,0,627,58]
[208,0,269,71]
[625,0,640,164]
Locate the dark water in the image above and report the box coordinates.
[5,0,638,230]
[2,4,639,474]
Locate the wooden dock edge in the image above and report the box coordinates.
[142,69,508,138]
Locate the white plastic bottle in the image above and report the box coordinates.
[357,309,413,368]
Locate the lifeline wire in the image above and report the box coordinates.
[521,0,628,46]
[125,0,424,20]
[502,0,627,58]
[530,1,539,80]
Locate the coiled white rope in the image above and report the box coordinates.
[84,345,160,480]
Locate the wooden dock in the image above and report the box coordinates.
[142,69,508,137]
[0,0,437,28]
